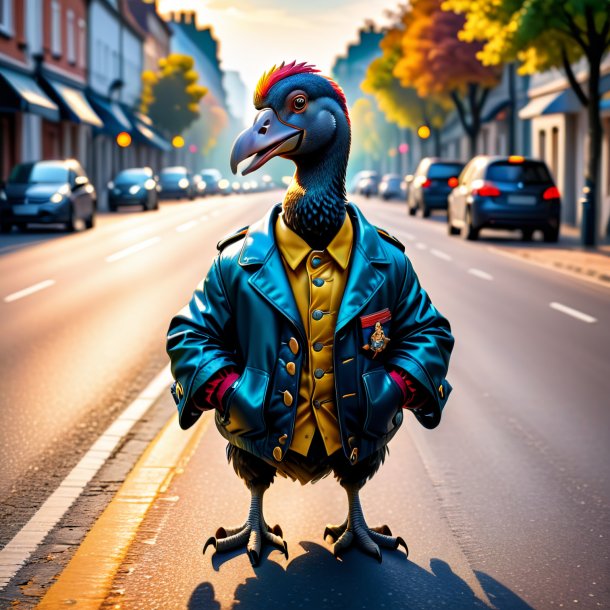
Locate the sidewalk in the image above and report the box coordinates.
[492,225,610,286]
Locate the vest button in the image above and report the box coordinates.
[314,368,325,379]
[283,390,293,406]
[312,278,324,287]
[313,400,321,409]
[313,342,324,352]
[312,309,323,321]
[286,362,296,375]
[288,337,299,354]
[311,256,322,268]
[273,446,283,461]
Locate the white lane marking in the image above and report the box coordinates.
[0,364,173,589]
[200,215,209,221]
[403,232,415,241]
[4,280,56,303]
[549,302,597,324]
[105,237,161,263]
[430,249,452,261]
[468,268,493,281]
[415,242,427,250]
[176,220,198,233]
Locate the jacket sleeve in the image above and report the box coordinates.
[166,256,239,429]
[386,257,454,429]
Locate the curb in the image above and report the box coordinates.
[35,411,211,609]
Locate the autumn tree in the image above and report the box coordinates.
[362,21,448,155]
[393,0,501,158]
[444,0,610,244]
[140,54,208,137]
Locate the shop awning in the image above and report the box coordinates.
[121,106,172,152]
[43,78,103,127]
[0,66,59,121]
[482,99,510,123]
[87,92,132,136]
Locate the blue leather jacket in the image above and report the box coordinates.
[166,203,454,465]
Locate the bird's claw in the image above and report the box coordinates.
[325,520,408,561]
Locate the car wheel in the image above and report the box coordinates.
[421,204,431,218]
[462,208,479,241]
[447,210,460,236]
[543,226,559,243]
[66,206,77,232]
[153,196,159,211]
[522,229,534,242]
[109,203,117,212]
[0,222,12,233]
[408,205,417,216]
[85,213,95,229]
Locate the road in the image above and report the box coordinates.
[1,193,609,609]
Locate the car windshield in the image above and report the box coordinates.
[486,161,552,184]
[428,163,464,179]
[115,169,150,185]
[160,169,186,179]
[9,162,69,184]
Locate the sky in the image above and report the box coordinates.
[157,0,399,95]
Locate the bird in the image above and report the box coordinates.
[166,61,454,567]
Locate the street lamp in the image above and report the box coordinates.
[417,125,431,140]
[172,135,185,148]
[116,132,132,147]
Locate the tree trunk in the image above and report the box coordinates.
[582,49,602,246]
[507,62,517,153]
[433,127,442,156]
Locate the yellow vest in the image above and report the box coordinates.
[274,212,353,457]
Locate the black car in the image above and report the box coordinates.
[108,167,159,212]
[447,155,561,242]
[0,159,96,232]
[157,167,195,200]
[408,158,465,217]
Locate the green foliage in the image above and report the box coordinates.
[140,54,208,136]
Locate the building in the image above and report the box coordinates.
[223,70,248,129]
[519,56,610,239]
[127,0,172,73]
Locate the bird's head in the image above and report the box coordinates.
[230,61,350,176]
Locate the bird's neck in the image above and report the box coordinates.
[282,145,348,251]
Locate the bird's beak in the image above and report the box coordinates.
[230,108,303,175]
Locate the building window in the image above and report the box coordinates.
[51,0,62,57]
[67,10,75,64]
[77,19,86,68]
[538,129,546,162]
[0,0,13,36]
[551,126,559,178]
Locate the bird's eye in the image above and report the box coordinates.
[291,94,307,113]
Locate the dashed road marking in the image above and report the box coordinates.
[549,302,597,324]
[468,268,493,281]
[4,279,56,303]
[0,365,173,590]
[105,237,161,263]
[176,220,198,233]
[403,232,415,241]
[430,249,452,261]
[415,242,427,250]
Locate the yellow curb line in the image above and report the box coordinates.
[488,246,610,290]
[36,411,212,609]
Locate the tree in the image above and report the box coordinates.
[444,0,610,244]
[362,21,449,155]
[140,54,208,136]
[393,0,502,158]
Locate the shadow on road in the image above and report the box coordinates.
[188,542,533,610]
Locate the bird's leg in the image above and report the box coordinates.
[324,482,408,562]
[203,483,287,566]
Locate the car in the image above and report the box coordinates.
[379,173,406,200]
[158,166,196,200]
[107,167,158,212]
[0,159,96,232]
[356,171,380,198]
[408,158,465,217]
[447,155,561,242]
[198,168,223,196]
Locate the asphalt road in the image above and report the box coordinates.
[1,193,609,608]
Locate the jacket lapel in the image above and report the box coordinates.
[239,205,306,340]
[336,204,390,333]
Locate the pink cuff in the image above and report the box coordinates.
[194,367,239,412]
[389,367,429,410]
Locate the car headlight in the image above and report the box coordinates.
[144,179,156,191]
[108,181,115,189]
[129,185,142,195]
[178,178,189,189]
[197,180,207,191]
[50,191,67,204]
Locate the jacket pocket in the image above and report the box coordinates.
[362,368,402,437]
[223,367,269,437]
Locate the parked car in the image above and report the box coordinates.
[0,159,96,232]
[107,167,158,212]
[158,167,196,200]
[356,171,380,197]
[379,173,406,200]
[408,158,465,217]
[198,168,223,195]
[447,155,561,242]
